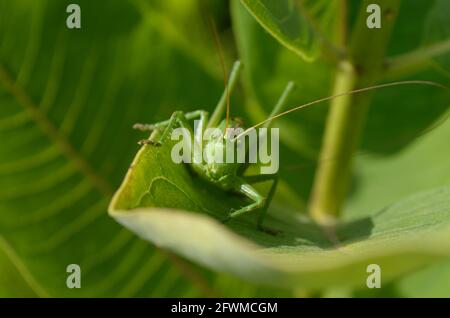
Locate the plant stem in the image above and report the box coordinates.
[385,39,450,78]
[337,0,348,48]
[309,61,356,224]
[309,0,402,224]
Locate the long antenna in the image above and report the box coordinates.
[234,80,450,141]
[207,60,242,129]
[282,105,450,172]
[207,15,231,130]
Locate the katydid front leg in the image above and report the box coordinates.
[133,110,208,132]
[133,110,208,145]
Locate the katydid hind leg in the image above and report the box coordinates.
[245,174,279,233]
[222,179,264,222]
[223,176,280,234]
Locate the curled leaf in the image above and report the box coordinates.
[109,139,450,288]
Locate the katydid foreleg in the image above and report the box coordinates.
[134,110,208,132]
[135,110,208,146]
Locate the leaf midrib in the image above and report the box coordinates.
[0,63,113,196]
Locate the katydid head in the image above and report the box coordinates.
[217,117,243,135]
[198,118,247,187]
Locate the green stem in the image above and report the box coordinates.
[309,61,356,224]
[385,39,450,78]
[309,0,402,224]
[337,0,348,47]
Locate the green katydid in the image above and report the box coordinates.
[133,61,285,231]
[133,60,449,231]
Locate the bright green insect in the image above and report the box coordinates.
[133,61,293,231]
[132,60,448,231]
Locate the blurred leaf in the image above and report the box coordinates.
[361,75,450,154]
[423,0,450,71]
[109,137,450,289]
[0,0,207,297]
[346,110,450,219]
[346,103,450,297]
[384,0,435,56]
[130,0,224,80]
[232,0,333,158]
[395,259,450,297]
[0,238,40,297]
[361,0,450,154]
[232,0,334,204]
[239,0,337,61]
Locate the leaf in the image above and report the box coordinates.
[109,138,450,289]
[345,100,450,296]
[347,113,450,219]
[0,0,287,297]
[423,0,450,71]
[395,259,450,297]
[239,0,337,61]
[0,0,209,297]
[0,237,42,297]
[232,0,333,158]
[362,0,450,154]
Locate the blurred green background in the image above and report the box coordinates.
[0,0,449,297]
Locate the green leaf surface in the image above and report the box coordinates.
[423,0,450,71]
[395,259,450,297]
[109,138,450,289]
[345,101,450,297]
[0,0,215,297]
[0,237,41,297]
[232,0,332,158]
[347,112,450,220]
[362,0,450,154]
[239,0,336,61]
